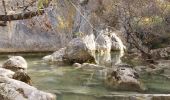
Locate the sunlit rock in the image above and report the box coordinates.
[63,37,96,64]
[96,30,112,65]
[43,36,96,64]
[0,77,56,100]
[2,56,27,72]
[105,65,145,91]
[0,68,14,78]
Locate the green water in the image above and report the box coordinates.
[0,53,170,100]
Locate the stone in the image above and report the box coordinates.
[43,35,96,64]
[63,37,96,64]
[105,65,145,91]
[0,77,56,100]
[42,48,66,65]
[0,68,14,78]
[2,56,27,72]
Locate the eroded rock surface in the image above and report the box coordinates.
[0,68,14,78]
[0,77,56,100]
[105,65,145,91]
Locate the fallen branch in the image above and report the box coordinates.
[0,9,45,21]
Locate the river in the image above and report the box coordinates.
[0,53,170,100]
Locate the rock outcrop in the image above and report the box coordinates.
[105,65,145,91]
[0,56,56,100]
[0,77,56,100]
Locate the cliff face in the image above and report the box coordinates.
[0,0,169,52]
[0,0,122,52]
[0,0,76,52]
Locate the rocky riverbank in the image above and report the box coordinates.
[0,56,56,100]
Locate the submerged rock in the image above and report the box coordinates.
[81,63,105,70]
[43,37,96,64]
[0,77,56,100]
[105,65,145,91]
[2,56,27,72]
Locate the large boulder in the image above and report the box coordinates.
[0,77,56,100]
[43,35,96,64]
[2,56,27,72]
[63,37,96,64]
[105,65,145,91]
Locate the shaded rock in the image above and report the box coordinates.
[0,68,14,78]
[63,37,96,64]
[0,77,56,100]
[151,47,170,59]
[105,65,145,91]
[121,53,144,66]
[13,70,32,85]
[134,60,170,75]
[110,32,125,51]
[2,56,27,72]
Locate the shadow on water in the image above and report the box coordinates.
[0,52,170,100]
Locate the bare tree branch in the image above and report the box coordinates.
[0,10,44,21]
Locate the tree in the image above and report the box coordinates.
[114,0,170,59]
[0,0,51,26]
